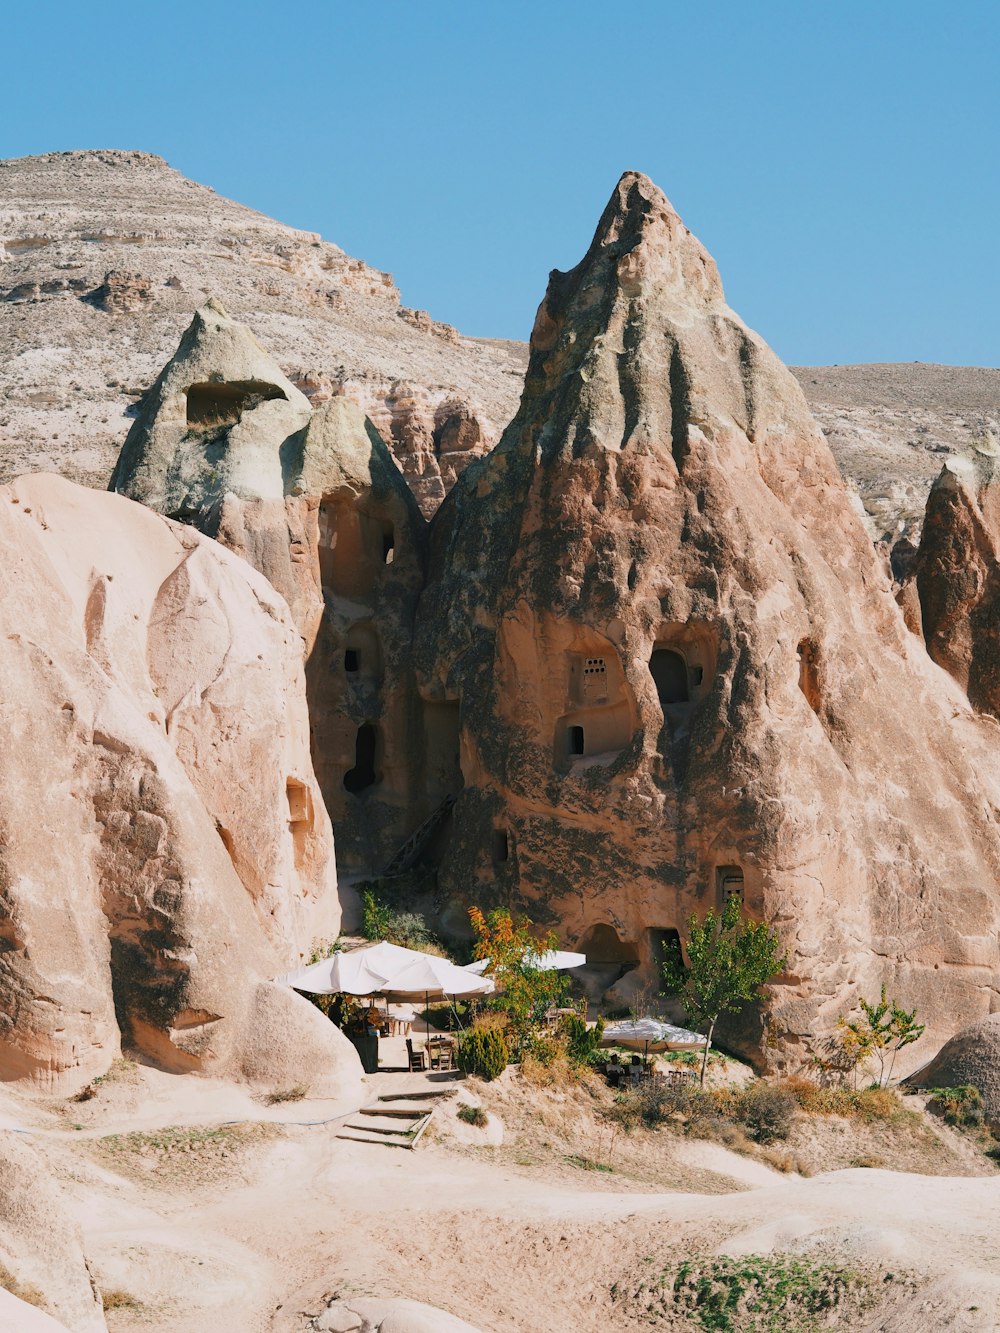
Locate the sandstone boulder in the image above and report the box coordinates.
[0,1135,104,1331]
[909,1011,1000,1129]
[415,172,1000,1067]
[0,474,354,1092]
[914,436,1000,717]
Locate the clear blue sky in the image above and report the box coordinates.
[3,1,998,366]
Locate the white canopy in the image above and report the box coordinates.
[464,949,586,975]
[600,1018,707,1051]
[282,941,495,1000]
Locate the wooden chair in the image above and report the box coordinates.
[406,1039,426,1072]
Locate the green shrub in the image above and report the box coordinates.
[927,1084,984,1128]
[361,890,393,941]
[458,1026,510,1081]
[457,1104,488,1127]
[735,1081,796,1143]
[563,1014,605,1065]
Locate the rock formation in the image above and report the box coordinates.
[0,1136,104,1331]
[0,149,524,509]
[0,473,361,1094]
[909,1012,1000,1129]
[414,171,1000,1067]
[913,434,1000,717]
[110,304,430,878]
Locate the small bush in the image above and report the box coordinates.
[101,1288,140,1311]
[264,1084,308,1105]
[457,1104,488,1127]
[361,890,393,941]
[563,1014,605,1065]
[735,1081,796,1144]
[927,1085,984,1128]
[458,1026,510,1081]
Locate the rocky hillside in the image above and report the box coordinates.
[0,150,526,514]
[1,151,996,532]
[792,362,1000,542]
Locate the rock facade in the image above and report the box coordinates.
[913,437,1000,717]
[413,173,1000,1068]
[110,304,430,880]
[0,474,358,1092]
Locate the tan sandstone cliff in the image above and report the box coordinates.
[0,473,361,1094]
[110,301,430,879]
[413,172,1000,1067]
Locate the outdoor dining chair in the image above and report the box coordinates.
[406,1038,427,1072]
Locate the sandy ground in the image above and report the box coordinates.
[4,1057,1000,1333]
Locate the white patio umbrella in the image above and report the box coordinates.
[600,1018,707,1057]
[464,949,586,975]
[282,940,494,999]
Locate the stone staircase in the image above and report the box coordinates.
[381,793,456,877]
[335,1088,452,1148]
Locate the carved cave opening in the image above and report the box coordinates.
[797,638,822,714]
[576,922,639,968]
[650,647,689,707]
[286,777,313,869]
[423,700,463,800]
[492,827,510,865]
[647,926,684,979]
[381,521,395,565]
[185,380,286,432]
[343,623,383,682]
[716,864,744,910]
[568,724,585,756]
[344,723,380,795]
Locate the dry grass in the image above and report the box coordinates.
[93,1122,281,1190]
[263,1084,308,1105]
[101,1287,141,1310]
[778,1076,909,1122]
[0,1261,46,1309]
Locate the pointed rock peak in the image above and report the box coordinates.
[110,304,311,513]
[526,170,725,391]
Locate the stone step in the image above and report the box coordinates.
[360,1104,434,1118]
[344,1118,422,1137]
[377,1089,454,1102]
[335,1128,415,1148]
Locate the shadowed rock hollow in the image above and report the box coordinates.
[414,171,1000,1066]
[0,474,361,1095]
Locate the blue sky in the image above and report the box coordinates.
[3,1,998,366]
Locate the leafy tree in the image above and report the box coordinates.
[662,896,787,1086]
[837,987,925,1088]
[468,906,569,1055]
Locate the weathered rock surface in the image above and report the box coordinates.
[416,171,1000,1067]
[909,1012,1000,1129]
[110,304,430,877]
[0,150,522,510]
[913,435,1000,717]
[0,473,359,1092]
[0,1135,104,1331]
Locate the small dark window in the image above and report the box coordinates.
[690,665,704,687]
[568,725,585,756]
[716,865,744,909]
[650,648,689,707]
[492,829,510,864]
[344,648,360,673]
[344,723,378,794]
[382,523,395,564]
